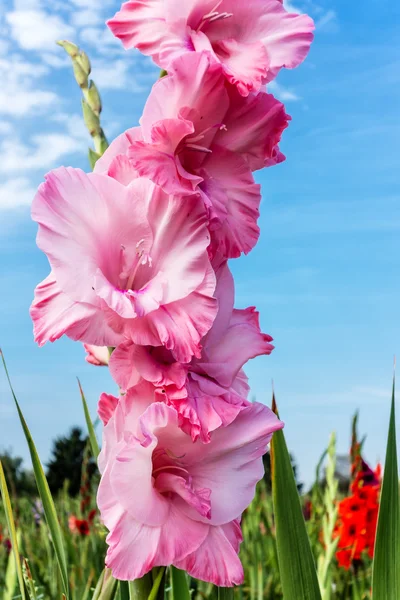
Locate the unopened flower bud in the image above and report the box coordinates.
[78,50,91,77]
[57,40,79,58]
[72,59,88,88]
[82,99,101,136]
[87,81,102,115]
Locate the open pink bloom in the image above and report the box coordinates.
[30,168,217,362]
[108,0,314,96]
[97,384,283,584]
[109,263,274,441]
[84,344,110,366]
[98,52,289,258]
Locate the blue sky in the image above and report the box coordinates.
[0,0,399,487]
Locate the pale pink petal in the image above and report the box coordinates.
[84,344,110,366]
[175,520,244,586]
[104,506,208,580]
[175,376,246,442]
[217,0,314,81]
[156,473,211,519]
[147,192,213,304]
[198,307,274,387]
[30,273,122,347]
[94,126,142,175]
[98,393,119,425]
[214,86,290,170]
[130,274,218,363]
[201,147,260,258]
[107,155,140,186]
[178,402,283,525]
[140,52,228,141]
[107,0,167,59]
[214,38,269,96]
[32,168,152,305]
[109,340,186,391]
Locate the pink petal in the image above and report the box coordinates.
[198,307,274,387]
[30,273,122,347]
[140,52,228,142]
[104,506,208,580]
[84,344,110,366]
[202,147,260,258]
[214,86,290,171]
[178,402,283,525]
[130,266,217,363]
[98,393,119,425]
[109,340,186,391]
[107,0,167,59]
[215,38,269,96]
[94,126,142,176]
[32,168,152,306]
[175,520,244,586]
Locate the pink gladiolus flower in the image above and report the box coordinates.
[30,168,217,362]
[97,384,283,585]
[97,52,289,258]
[84,344,110,366]
[108,0,314,96]
[109,263,274,441]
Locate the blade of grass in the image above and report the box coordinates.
[148,568,165,600]
[270,393,322,600]
[0,461,26,600]
[218,589,234,599]
[171,567,190,600]
[372,373,400,599]
[1,349,70,600]
[78,378,100,459]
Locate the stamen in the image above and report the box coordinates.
[185,143,213,153]
[197,1,233,31]
[152,464,189,476]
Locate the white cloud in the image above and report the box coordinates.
[0,132,84,174]
[92,58,144,91]
[0,121,13,134]
[6,9,74,51]
[79,26,126,55]
[268,80,301,102]
[0,177,36,210]
[0,55,57,116]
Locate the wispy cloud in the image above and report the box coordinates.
[269,80,301,102]
[0,178,36,210]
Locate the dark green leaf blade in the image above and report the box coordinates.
[78,378,100,459]
[1,350,70,599]
[171,567,190,600]
[271,395,322,600]
[0,461,26,600]
[372,375,400,599]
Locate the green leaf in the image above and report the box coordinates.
[217,589,234,600]
[148,568,165,600]
[270,393,322,600]
[171,567,190,600]
[119,582,130,600]
[0,462,26,600]
[1,350,70,600]
[78,378,100,459]
[372,375,400,599]
[129,574,153,600]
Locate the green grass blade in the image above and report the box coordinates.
[148,568,165,600]
[78,378,100,459]
[0,461,26,600]
[217,589,234,600]
[372,375,400,599]
[171,567,190,600]
[270,395,322,600]
[1,350,70,599]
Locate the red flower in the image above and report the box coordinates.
[68,515,90,536]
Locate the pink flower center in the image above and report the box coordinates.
[118,240,152,291]
[151,447,212,519]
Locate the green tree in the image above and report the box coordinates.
[46,427,97,496]
[0,450,36,497]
